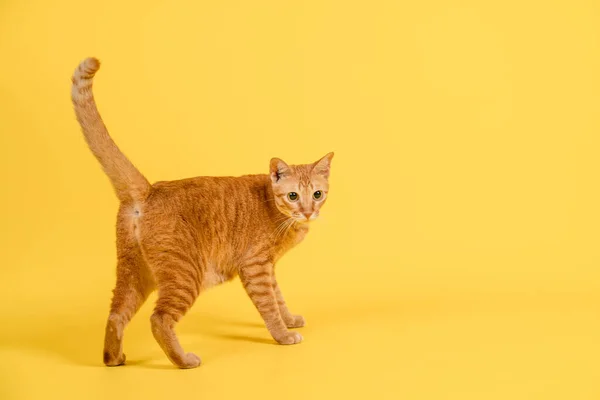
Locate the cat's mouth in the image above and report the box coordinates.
[292,212,318,223]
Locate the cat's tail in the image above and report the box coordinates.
[71,58,150,204]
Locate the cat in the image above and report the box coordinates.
[71,58,334,369]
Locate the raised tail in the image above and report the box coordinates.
[71,58,150,203]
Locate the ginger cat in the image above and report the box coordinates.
[71,58,334,369]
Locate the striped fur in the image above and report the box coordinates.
[71,58,334,369]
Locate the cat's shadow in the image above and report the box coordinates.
[0,312,274,369]
[190,313,265,330]
[183,313,275,345]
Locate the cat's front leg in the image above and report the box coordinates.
[273,274,305,328]
[240,263,302,345]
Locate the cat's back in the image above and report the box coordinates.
[143,174,270,215]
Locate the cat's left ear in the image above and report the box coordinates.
[312,152,334,178]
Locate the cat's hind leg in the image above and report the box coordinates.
[103,248,154,366]
[103,208,155,366]
[148,251,202,369]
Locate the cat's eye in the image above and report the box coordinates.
[313,191,323,200]
[287,192,299,202]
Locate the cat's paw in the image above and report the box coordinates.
[286,315,306,328]
[178,352,202,369]
[103,351,126,367]
[274,330,303,345]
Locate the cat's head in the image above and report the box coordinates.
[269,152,334,223]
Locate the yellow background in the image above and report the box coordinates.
[0,0,599,398]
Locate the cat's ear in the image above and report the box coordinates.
[312,152,334,178]
[270,158,291,183]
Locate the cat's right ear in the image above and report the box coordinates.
[270,158,291,183]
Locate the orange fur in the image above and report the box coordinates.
[71,58,334,369]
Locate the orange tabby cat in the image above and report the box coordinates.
[71,58,334,369]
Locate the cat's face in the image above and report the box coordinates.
[270,152,334,223]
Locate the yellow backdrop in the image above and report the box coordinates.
[0,0,598,398]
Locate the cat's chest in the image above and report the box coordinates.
[274,225,309,256]
[290,226,308,245]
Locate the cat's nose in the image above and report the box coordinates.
[303,212,312,220]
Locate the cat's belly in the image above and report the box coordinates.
[201,264,237,290]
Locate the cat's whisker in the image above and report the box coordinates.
[272,222,288,243]
[269,220,286,240]
[271,217,294,242]
[279,219,296,241]
[273,214,290,222]
[271,216,291,230]
[272,220,290,241]
[281,219,296,240]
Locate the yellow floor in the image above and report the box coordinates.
[1,284,599,399]
[1,0,600,398]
